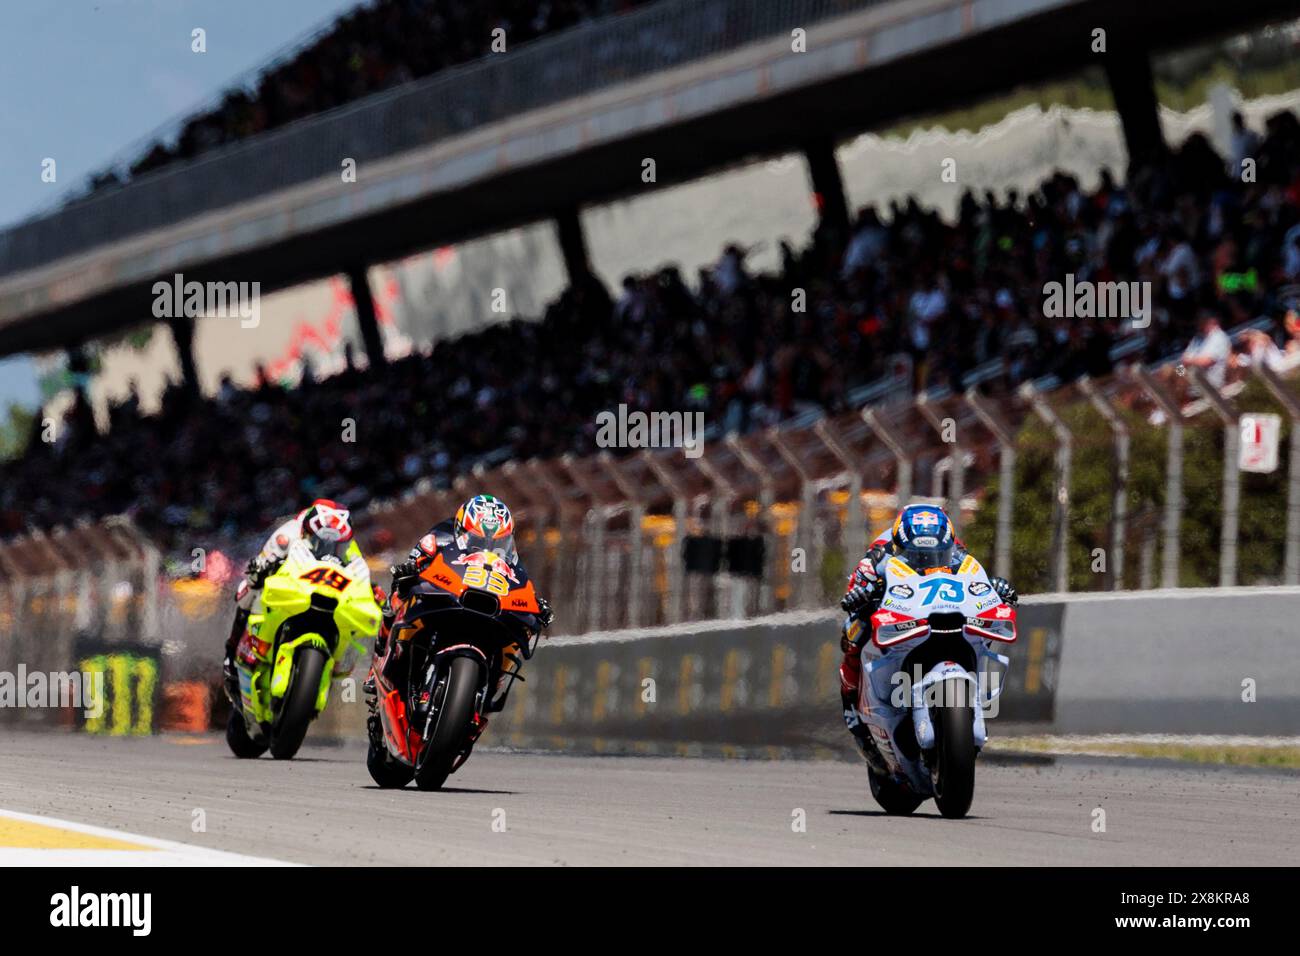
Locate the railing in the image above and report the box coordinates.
[361,333,1300,635]
[8,331,1298,650]
[0,0,888,279]
[0,518,163,730]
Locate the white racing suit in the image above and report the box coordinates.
[224,514,362,667]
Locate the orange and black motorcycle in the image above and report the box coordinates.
[364,539,542,791]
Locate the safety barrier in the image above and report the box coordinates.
[481,601,1065,755]
[478,587,1299,751]
[1051,587,1300,735]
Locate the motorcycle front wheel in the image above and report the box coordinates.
[414,655,482,791]
[269,646,328,760]
[930,680,977,819]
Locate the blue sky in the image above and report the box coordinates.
[0,0,361,408]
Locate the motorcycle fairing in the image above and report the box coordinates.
[238,540,381,728]
[418,543,540,615]
[911,662,987,751]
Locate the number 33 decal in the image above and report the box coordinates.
[462,565,510,596]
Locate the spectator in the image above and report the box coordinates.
[1182,309,1232,387]
[1229,111,1261,177]
[86,0,657,195]
[8,107,1300,555]
[1234,327,1285,372]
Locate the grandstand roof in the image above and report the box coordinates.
[1,0,1295,356]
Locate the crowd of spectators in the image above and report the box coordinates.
[87,0,651,192]
[6,108,1300,554]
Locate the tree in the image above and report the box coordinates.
[964,378,1292,591]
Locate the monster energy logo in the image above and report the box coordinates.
[77,652,159,735]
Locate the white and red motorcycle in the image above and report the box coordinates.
[857,554,1017,818]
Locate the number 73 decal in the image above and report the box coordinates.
[917,578,964,605]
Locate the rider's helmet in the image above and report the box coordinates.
[301,499,354,561]
[890,503,956,571]
[454,494,517,563]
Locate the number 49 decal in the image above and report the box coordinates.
[917,578,964,605]
[301,567,351,591]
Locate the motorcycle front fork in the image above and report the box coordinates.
[484,645,523,713]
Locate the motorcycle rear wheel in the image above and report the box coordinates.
[414,655,482,791]
[868,767,923,815]
[225,708,268,759]
[931,685,977,819]
[366,740,414,788]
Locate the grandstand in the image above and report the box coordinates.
[4,0,1300,628]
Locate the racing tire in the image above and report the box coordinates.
[868,766,924,815]
[931,680,977,819]
[269,646,328,760]
[226,709,268,759]
[366,740,414,789]
[414,655,482,791]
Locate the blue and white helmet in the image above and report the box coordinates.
[890,504,956,570]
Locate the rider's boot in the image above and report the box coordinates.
[841,686,869,746]
[450,714,488,773]
[364,663,385,750]
[841,684,891,776]
[223,608,250,701]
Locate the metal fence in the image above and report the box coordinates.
[0,0,886,278]
[0,519,161,729]
[362,332,1300,634]
[6,329,1299,667]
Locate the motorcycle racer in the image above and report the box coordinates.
[369,494,553,726]
[222,499,370,698]
[836,503,1018,762]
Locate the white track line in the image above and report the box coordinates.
[997,734,1300,748]
[0,808,299,867]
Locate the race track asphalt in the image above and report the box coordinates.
[1,732,1295,866]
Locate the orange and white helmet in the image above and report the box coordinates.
[454,494,516,563]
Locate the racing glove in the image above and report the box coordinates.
[246,555,276,587]
[840,580,880,616]
[390,560,420,596]
[536,596,555,629]
[990,576,1018,606]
